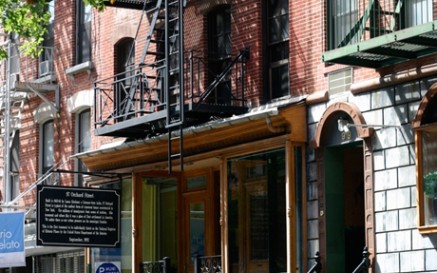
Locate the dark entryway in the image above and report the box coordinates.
[324,142,365,273]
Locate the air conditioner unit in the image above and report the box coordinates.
[9,73,19,89]
[39,60,54,77]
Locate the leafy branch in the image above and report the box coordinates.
[0,0,109,59]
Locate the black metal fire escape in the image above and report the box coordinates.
[94,0,249,171]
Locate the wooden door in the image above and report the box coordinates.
[180,170,218,273]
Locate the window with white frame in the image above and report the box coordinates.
[10,131,20,200]
[404,0,433,28]
[41,120,54,175]
[76,109,91,186]
[328,0,358,50]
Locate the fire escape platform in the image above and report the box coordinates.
[12,81,58,93]
[95,104,248,138]
[322,21,437,69]
[104,0,156,10]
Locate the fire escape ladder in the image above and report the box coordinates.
[165,0,184,173]
[119,0,165,119]
[4,163,62,220]
[1,41,28,203]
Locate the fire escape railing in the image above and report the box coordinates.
[307,252,321,273]
[334,0,434,48]
[194,255,221,273]
[187,48,249,109]
[142,257,170,273]
[94,48,249,134]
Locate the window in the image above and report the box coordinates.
[57,251,85,273]
[328,68,353,95]
[141,176,178,269]
[415,93,437,232]
[9,33,20,75]
[76,0,91,64]
[266,0,289,99]
[227,149,288,273]
[76,109,91,186]
[115,38,135,117]
[91,178,132,273]
[328,0,358,50]
[403,0,433,28]
[207,5,232,105]
[36,255,56,273]
[39,0,55,78]
[10,131,20,200]
[116,38,135,83]
[41,120,54,174]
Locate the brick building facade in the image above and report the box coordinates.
[2,0,437,273]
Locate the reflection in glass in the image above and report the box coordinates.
[422,130,437,226]
[227,149,286,273]
[190,202,205,259]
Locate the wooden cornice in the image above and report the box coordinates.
[80,103,306,171]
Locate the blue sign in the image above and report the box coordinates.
[0,212,25,268]
[96,262,120,273]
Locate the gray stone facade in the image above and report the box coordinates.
[306,76,437,273]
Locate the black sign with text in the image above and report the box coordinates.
[37,185,121,247]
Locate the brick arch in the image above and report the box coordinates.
[412,82,437,128]
[314,101,374,148]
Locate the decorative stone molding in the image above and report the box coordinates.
[412,82,437,128]
[67,89,94,113]
[313,101,373,148]
[34,102,57,124]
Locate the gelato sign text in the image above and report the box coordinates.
[37,185,121,247]
[0,212,25,268]
[0,230,21,249]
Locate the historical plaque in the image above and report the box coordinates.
[37,185,120,247]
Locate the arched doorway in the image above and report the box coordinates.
[314,102,375,273]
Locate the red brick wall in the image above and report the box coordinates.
[11,0,437,205]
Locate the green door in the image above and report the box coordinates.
[325,143,365,273]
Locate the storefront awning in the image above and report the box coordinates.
[75,96,307,172]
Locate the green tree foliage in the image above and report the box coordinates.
[0,0,51,59]
[0,0,107,59]
[83,0,107,12]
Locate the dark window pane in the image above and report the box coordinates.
[271,64,289,98]
[42,120,54,174]
[208,5,232,105]
[77,0,92,64]
[266,0,289,100]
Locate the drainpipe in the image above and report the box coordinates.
[265,116,287,134]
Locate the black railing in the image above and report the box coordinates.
[94,49,249,132]
[351,247,370,273]
[194,255,221,273]
[307,252,321,273]
[142,257,170,273]
[187,48,249,109]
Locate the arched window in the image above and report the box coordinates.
[41,120,54,175]
[114,38,135,118]
[76,109,91,186]
[414,86,437,232]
